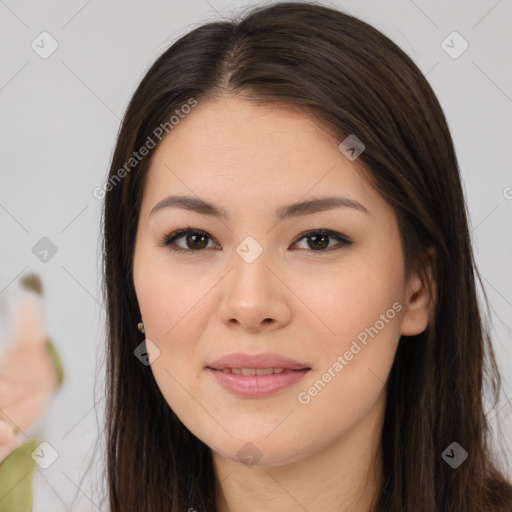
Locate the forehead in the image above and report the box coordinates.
[141,96,383,219]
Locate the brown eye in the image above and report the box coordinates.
[293,230,352,252]
[182,232,209,250]
[305,233,330,250]
[163,227,217,254]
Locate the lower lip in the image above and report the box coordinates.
[207,368,310,398]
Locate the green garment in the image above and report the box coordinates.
[0,438,39,511]
[45,339,64,389]
[0,339,63,512]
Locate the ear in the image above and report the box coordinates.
[400,246,437,336]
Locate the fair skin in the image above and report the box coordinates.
[0,287,57,463]
[132,96,433,511]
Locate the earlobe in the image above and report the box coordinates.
[400,248,437,336]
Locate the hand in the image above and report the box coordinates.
[0,344,57,463]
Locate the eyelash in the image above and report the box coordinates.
[159,226,353,256]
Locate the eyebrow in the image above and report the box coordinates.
[149,194,369,220]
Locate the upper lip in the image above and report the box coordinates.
[207,352,310,370]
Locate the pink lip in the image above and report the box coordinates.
[206,352,311,398]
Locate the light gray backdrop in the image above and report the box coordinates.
[1,0,511,510]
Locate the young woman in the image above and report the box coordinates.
[100,2,512,510]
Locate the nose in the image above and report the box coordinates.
[217,247,292,333]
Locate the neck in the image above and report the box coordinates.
[213,389,385,512]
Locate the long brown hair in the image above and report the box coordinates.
[100,2,512,510]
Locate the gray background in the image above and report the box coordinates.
[0,0,511,509]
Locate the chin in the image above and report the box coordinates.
[209,435,311,468]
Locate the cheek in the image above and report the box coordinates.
[298,247,405,411]
[299,280,403,404]
[314,252,405,350]
[134,258,212,393]
[134,241,206,338]
[294,290,403,449]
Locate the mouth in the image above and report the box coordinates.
[206,354,311,398]
[214,367,308,375]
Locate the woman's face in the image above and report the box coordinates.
[133,96,431,467]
